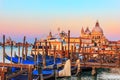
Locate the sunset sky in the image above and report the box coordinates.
[0,0,120,43]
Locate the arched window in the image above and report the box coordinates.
[94,42,97,46]
[98,36,100,39]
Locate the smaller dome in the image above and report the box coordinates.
[81,27,84,34]
[85,27,91,34]
[59,31,67,38]
[92,21,103,33]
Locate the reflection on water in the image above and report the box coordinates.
[57,68,120,80]
[97,68,120,80]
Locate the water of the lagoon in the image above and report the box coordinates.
[0,46,119,80]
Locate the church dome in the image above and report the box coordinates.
[92,21,103,33]
[59,31,67,38]
[85,27,91,34]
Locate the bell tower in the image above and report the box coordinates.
[81,27,84,37]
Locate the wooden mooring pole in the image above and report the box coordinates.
[54,46,56,64]
[25,41,28,60]
[45,40,48,56]
[18,44,20,64]
[49,42,51,55]
[64,46,66,57]
[10,41,13,64]
[79,37,81,54]
[3,35,5,63]
[61,41,63,51]
[70,45,73,61]
[0,67,7,80]
[53,45,57,80]
[119,52,120,67]
[28,65,33,80]
[22,36,26,61]
[61,41,64,58]
[34,38,37,63]
[68,30,70,59]
[37,42,39,62]
[42,45,46,67]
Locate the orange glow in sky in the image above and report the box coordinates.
[0,0,120,42]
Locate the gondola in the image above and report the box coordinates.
[14,53,63,66]
[10,59,72,80]
[5,53,62,66]
[33,59,72,80]
[5,53,35,64]
[5,53,80,80]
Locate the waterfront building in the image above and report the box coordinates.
[32,21,120,56]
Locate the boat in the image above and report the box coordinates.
[5,53,80,79]
[10,59,72,80]
[5,53,64,72]
[5,53,35,64]
[33,59,72,80]
[14,53,63,66]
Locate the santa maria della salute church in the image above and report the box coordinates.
[80,21,108,46]
[47,21,109,47]
[35,21,120,55]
